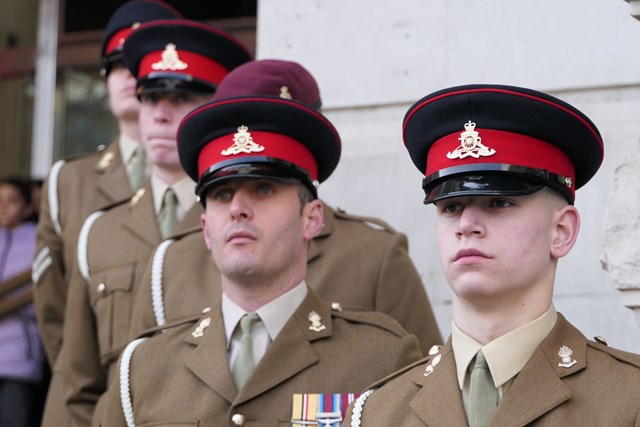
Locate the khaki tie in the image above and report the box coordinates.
[232,313,261,390]
[158,189,178,239]
[128,145,146,191]
[468,350,498,427]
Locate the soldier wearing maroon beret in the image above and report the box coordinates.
[33,2,182,426]
[102,95,423,426]
[347,84,640,426]
[61,19,252,426]
[128,58,442,355]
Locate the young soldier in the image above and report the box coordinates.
[129,59,442,354]
[103,95,423,426]
[347,84,640,426]
[32,2,182,425]
[62,20,252,425]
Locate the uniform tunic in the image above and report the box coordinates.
[347,313,640,427]
[62,178,202,426]
[103,289,423,427]
[129,201,442,353]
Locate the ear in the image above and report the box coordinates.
[550,205,580,259]
[302,199,324,241]
[200,212,212,250]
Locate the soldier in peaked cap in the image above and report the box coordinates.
[347,84,640,427]
[102,96,423,427]
[128,58,442,355]
[33,2,182,426]
[61,19,252,426]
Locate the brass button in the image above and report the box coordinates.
[231,413,245,425]
[97,283,106,293]
[331,302,342,311]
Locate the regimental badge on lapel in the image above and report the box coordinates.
[424,346,443,377]
[151,43,188,71]
[291,393,360,427]
[447,121,496,160]
[308,311,326,332]
[280,85,293,99]
[557,345,577,368]
[221,125,265,156]
[130,188,146,206]
[191,317,211,338]
[98,151,114,169]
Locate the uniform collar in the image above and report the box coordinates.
[222,281,308,349]
[151,173,197,216]
[452,305,557,389]
[119,133,141,164]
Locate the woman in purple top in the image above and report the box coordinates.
[0,176,44,427]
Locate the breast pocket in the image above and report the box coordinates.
[90,263,136,362]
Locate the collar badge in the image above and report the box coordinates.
[151,43,188,71]
[308,311,326,332]
[98,151,114,169]
[447,121,496,160]
[558,345,577,368]
[192,317,211,338]
[221,125,266,156]
[130,188,146,206]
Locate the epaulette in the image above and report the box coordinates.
[60,147,104,163]
[366,353,435,391]
[331,308,407,337]
[333,207,397,233]
[134,313,203,340]
[167,224,202,240]
[587,338,640,370]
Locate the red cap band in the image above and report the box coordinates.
[139,48,230,86]
[427,128,575,182]
[105,26,136,57]
[198,130,318,179]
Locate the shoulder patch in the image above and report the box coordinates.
[587,340,640,370]
[333,309,407,337]
[333,207,397,233]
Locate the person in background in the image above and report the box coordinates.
[129,59,442,355]
[32,2,182,425]
[0,176,45,427]
[347,84,640,426]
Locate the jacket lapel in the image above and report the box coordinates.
[184,307,238,404]
[489,314,586,426]
[409,340,469,426]
[234,290,330,405]
[121,183,161,246]
[172,203,203,237]
[94,142,131,204]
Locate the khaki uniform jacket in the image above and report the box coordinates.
[347,313,640,427]
[62,183,203,427]
[34,142,131,427]
[129,201,441,354]
[103,289,423,427]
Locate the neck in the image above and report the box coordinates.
[221,264,307,313]
[452,285,553,345]
[118,117,141,143]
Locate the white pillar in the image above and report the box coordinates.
[31,0,59,177]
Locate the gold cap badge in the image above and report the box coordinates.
[279,85,292,100]
[151,43,188,71]
[221,125,266,156]
[447,121,496,160]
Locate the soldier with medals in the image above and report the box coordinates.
[32,2,183,425]
[128,59,442,355]
[102,94,423,426]
[61,19,252,426]
[347,85,640,426]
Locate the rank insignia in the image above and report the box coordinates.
[280,85,293,100]
[221,125,266,156]
[447,121,496,160]
[291,393,360,426]
[192,317,211,338]
[151,43,188,71]
[98,151,114,169]
[130,188,146,206]
[308,311,326,332]
[557,345,577,368]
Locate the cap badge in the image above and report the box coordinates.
[447,121,496,160]
[192,317,211,338]
[151,43,188,71]
[557,345,577,368]
[221,125,266,156]
[308,311,326,332]
[98,151,114,169]
[279,85,292,100]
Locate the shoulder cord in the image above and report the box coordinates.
[151,239,174,327]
